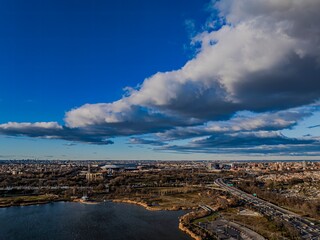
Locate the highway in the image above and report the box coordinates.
[215,178,320,240]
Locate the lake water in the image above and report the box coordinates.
[0,202,192,240]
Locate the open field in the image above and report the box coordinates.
[0,194,65,207]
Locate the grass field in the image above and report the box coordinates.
[0,194,61,207]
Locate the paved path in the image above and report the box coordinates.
[203,218,266,240]
[221,219,266,240]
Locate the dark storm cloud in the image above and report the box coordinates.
[233,55,320,112]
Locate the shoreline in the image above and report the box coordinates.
[0,199,103,208]
[73,198,100,205]
[0,199,65,208]
[113,199,161,211]
[0,196,202,240]
[112,199,203,240]
[0,196,99,208]
[178,221,202,240]
[112,198,198,211]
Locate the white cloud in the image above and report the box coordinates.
[137,104,318,141]
[0,122,62,130]
[65,0,320,130]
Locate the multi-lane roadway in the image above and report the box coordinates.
[215,178,320,240]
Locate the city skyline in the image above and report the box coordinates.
[1,0,320,160]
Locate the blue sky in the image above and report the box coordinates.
[0,0,208,123]
[0,0,320,160]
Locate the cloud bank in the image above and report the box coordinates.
[65,0,320,128]
[0,122,114,145]
[1,0,320,157]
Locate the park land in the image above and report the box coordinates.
[1,160,320,240]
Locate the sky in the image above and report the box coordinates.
[0,0,320,160]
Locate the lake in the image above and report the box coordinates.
[0,202,192,240]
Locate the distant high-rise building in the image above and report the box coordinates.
[302,161,307,169]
